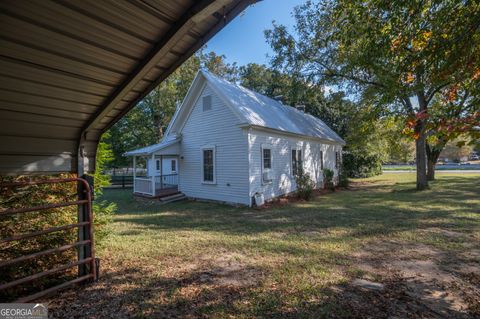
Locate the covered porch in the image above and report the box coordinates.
[124,136,181,197]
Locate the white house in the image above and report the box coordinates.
[124,70,345,206]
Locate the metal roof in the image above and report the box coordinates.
[167,70,346,144]
[124,135,181,156]
[0,0,257,175]
[202,71,346,144]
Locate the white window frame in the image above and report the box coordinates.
[171,159,177,173]
[201,145,216,184]
[291,147,303,176]
[156,159,160,171]
[261,144,273,184]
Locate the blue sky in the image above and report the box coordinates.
[206,0,305,66]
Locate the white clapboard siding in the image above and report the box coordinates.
[178,84,250,205]
[248,128,342,201]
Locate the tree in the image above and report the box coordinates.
[423,78,480,180]
[265,0,480,190]
[199,51,239,81]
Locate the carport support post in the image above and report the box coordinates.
[77,145,92,278]
[151,153,155,196]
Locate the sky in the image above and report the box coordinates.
[206,0,305,66]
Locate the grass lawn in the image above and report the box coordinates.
[48,173,480,318]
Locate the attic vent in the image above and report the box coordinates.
[202,95,212,111]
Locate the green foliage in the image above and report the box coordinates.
[91,134,116,245]
[323,169,335,191]
[343,152,383,178]
[294,168,314,200]
[338,166,349,188]
[378,116,416,164]
[265,0,480,188]
[0,174,78,300]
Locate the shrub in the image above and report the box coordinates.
[342,152,382,178]
[295,168,314,200]
[89,135,116,245]
[323,168,335,191]
[0,136,116,300]
[0,173,80,301]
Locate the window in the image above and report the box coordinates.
[320,151,324,170]
[261,146,272,183]
[292,149,303,176]
[202,147,215,183]
[263,148,271,169]
[171,159,176,172]
[202,95,212,111]
[156,160,160,171]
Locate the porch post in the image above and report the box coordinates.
[160,155,163,190]
[133,156,136,193]
[151,153,155,196]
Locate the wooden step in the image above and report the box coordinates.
[160,193,186,203]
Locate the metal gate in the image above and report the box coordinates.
[0,177,97,302]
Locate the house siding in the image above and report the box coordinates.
[248,128,342,202]
[147,156,178,176]
[178,84,250,205]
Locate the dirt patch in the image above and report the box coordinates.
[347,240,480,318]
[196,252,263,287]
[46,252,264,318]
[258,188,343,209]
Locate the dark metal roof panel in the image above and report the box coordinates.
[0,0,258,175]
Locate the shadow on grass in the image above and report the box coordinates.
[48,263,473,319]
[100,175,479,241]
[46,175,479,318]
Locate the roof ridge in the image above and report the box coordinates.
[201,70,344,144]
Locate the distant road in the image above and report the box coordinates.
[383,164,480,171]
[383,170,480,173]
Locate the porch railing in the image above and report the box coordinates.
[133,178,152,195]
[155,174,178,190]
[134,174,178,196]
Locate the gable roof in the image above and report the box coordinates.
[124,135,180,156]
[168,70,345,145]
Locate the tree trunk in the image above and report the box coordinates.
[426,143,441,181]
[415,131,429,190]
[415,92,429,190]
[427,157,436,181]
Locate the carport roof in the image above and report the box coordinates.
[0,0,257,175]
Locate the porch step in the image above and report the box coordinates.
[160,192,186,203]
